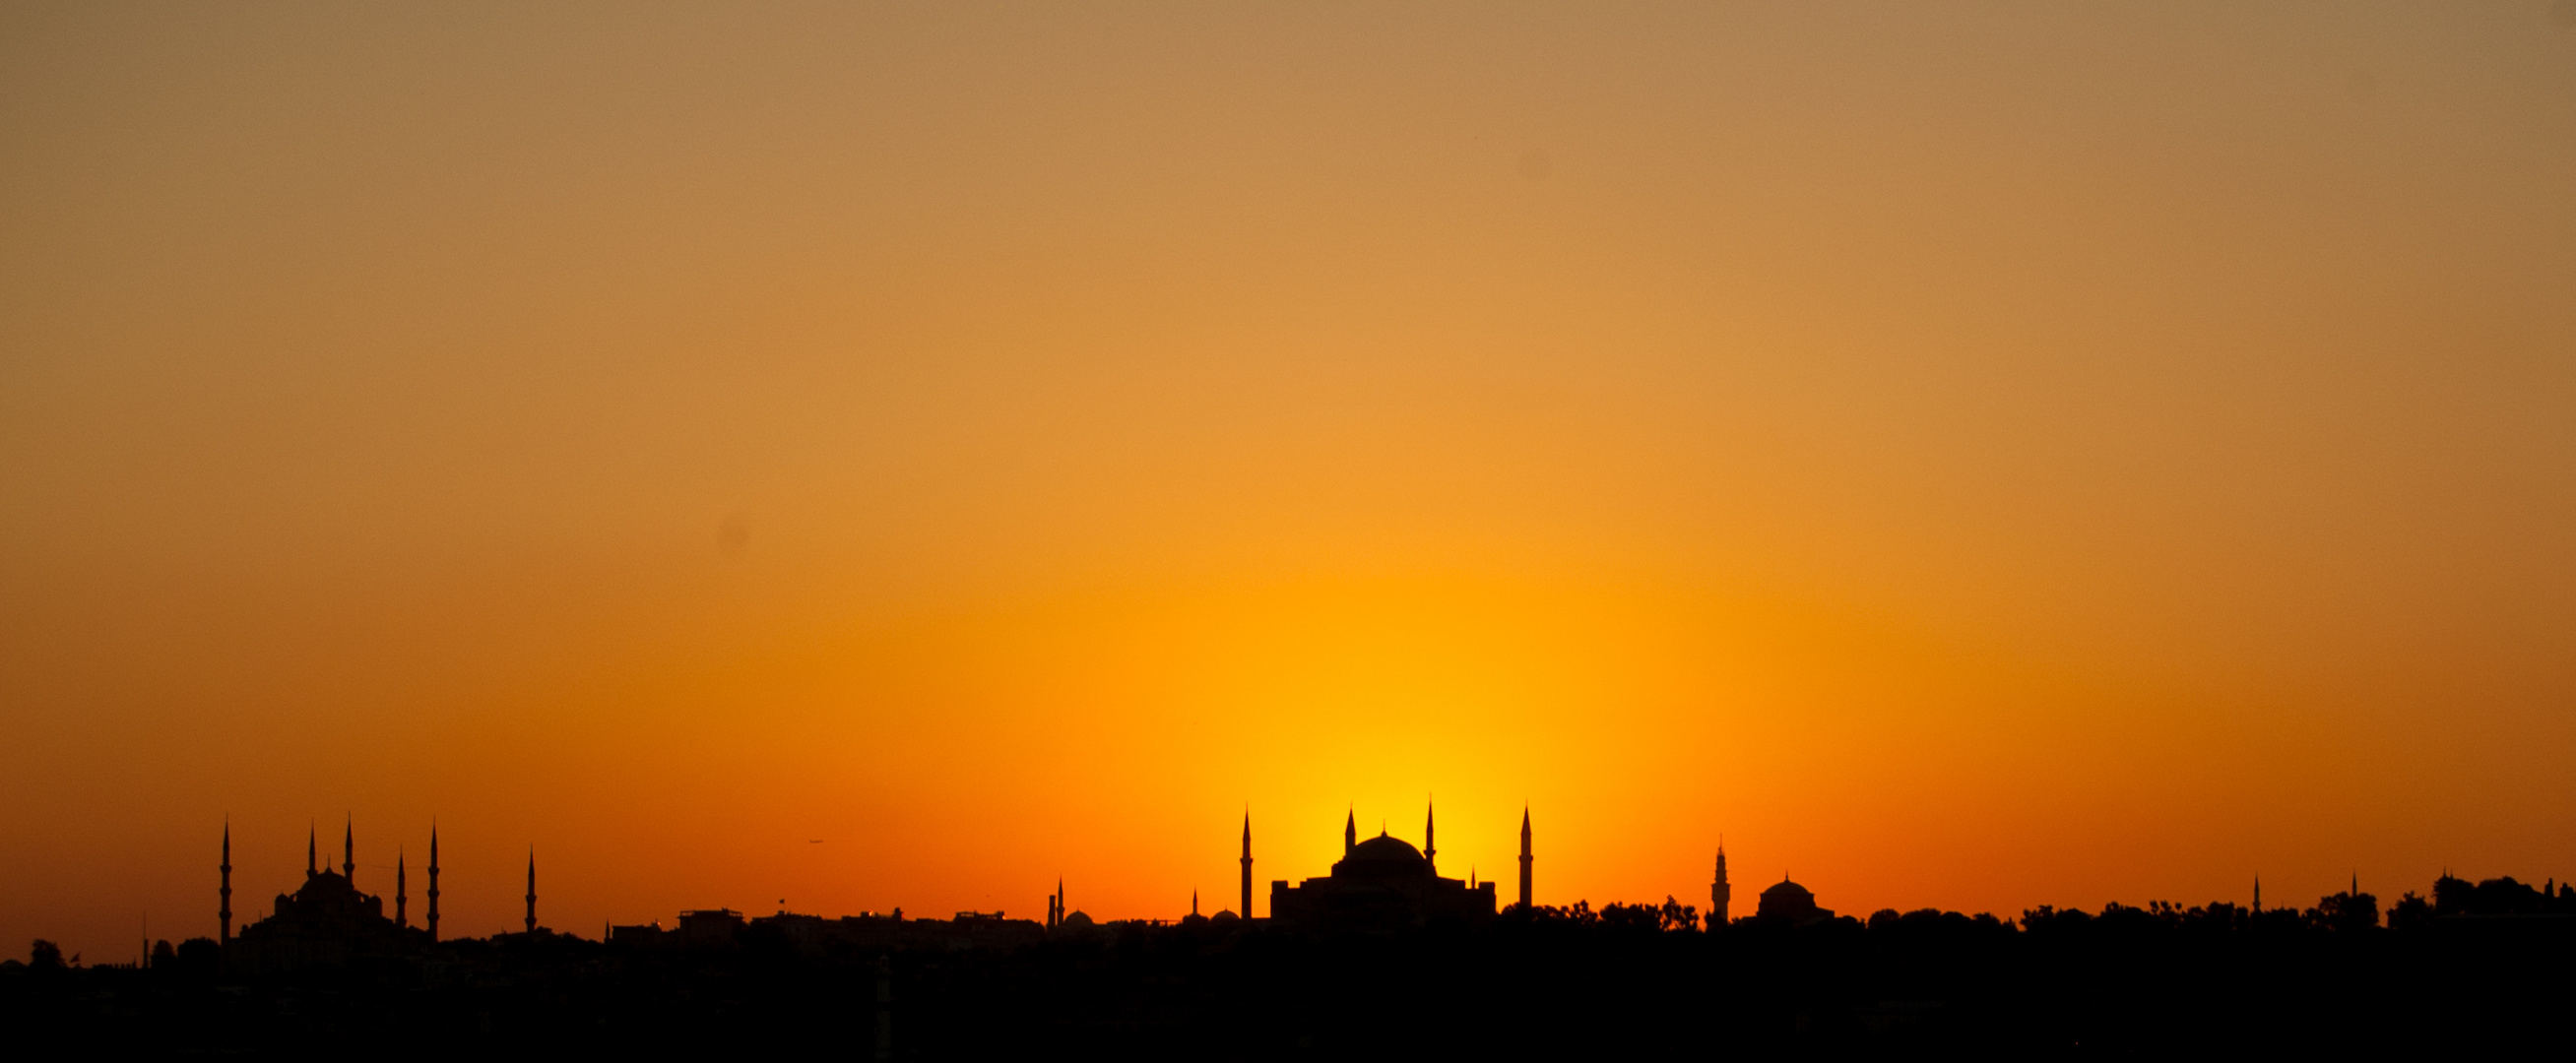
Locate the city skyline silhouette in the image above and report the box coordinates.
[6,5,2573,1052]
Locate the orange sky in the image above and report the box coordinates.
[5,3,2574,961]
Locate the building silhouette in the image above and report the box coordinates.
[1710,842,1731,926]
[1755,875,1834,926]
[425,824,441,942]
[218,819,556,971]
[226,821,428,974]
[219,821,233,945]
[1238,811,1254,919]
[1269,803,1496,931]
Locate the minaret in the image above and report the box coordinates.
[343,818,354,883]
[1516,806,1533,909]
[1239,810,1254,919]
[524,848,538,935]
[219,821,233,945]
[1191,890,1199,917]
[1343,807,1356,858]
[1424,799,1436,876]
[395,849,408,928]
[2253,876,2261,913]
[425,824,441,942]
[306,824,317,878]
[1710,841,1731,925]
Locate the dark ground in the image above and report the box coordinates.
[7,900,2569,1059]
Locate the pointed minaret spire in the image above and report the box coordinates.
[1344,806,1356,858]
[425,823,441,942]
[2253,876,2262,913]
[396,848,409,928]
[343,817,354,883]
[2351,872,2359,897]
[1191,890,1199,917]
[1710,839,1731,926]
[1424,797,1436,876]
[524,848,538,935]
[1239,808,1254,921]
[1517,805,1534,910]
[307,823,317,878]
[219,820,233,945]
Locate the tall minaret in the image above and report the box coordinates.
[395,849,409,928]
[219,821,233,945]
[306,824,317,878]
[1516,806,1533,910]
[343,818,354,883]
[2253,876,2261,912]
[425,824,441,942]
[1710,841,1731,925]
[1239,810,1254,919]
[524,849,538,934]
[1424,799,1437,876]
[1343,807,1356,858]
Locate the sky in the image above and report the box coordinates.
[4,2,2573,962]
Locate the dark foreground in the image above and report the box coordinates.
[9,897,2570,1059]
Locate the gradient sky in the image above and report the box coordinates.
[5,2,2574,961]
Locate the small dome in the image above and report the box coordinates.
[1062,910,1094,927]
[1210,909,1241,923]
[1762,880,1814,905]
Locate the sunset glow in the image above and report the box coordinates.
[5,3,2572,962]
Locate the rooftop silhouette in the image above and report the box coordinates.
[2,809,2569,1057]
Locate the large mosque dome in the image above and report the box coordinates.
[1333,833,1431,878]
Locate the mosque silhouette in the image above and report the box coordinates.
[212,802,1840,972]
[12,805,2567,1056]
[219,819,547,974]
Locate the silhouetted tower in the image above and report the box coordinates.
[306,824,317,878]
[343,818,354,883]
[1517,806,1533,909]
[1048,877,1063,929]
[1239,810,1254,919]
[524,849,538,934]
[1191,890,1199,916]
[2253,876,2261,912]
[1343,807,1357,858]
[395,848,408,928]
[1710,841,1731,924]
[1424,799,1437,876]
[219,821,233,945]
[425,825,441,942]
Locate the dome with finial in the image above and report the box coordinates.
[1332,832,1431,879]
[1755,877,1831,923]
